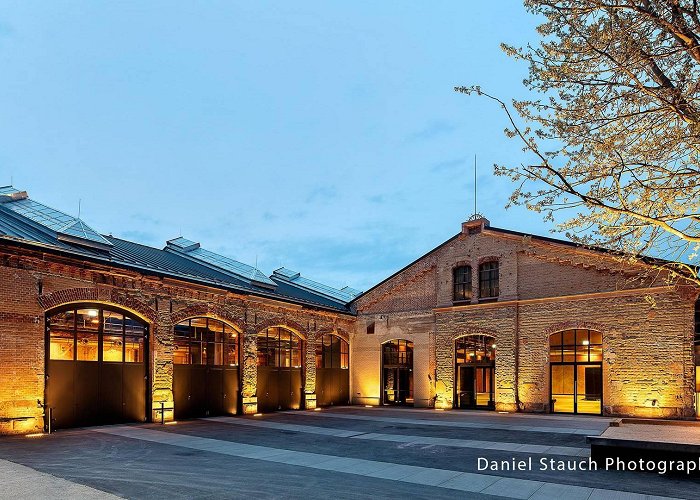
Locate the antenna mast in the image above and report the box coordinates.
[474,154,477,216]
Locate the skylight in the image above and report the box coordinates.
[165,237,276,288]
[0,186,112,250]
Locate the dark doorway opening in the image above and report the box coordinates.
[455,335,495,410]
[381,340,413,405]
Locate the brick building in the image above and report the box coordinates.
[0,187,698,435]
[351,217,700,419]
[0,187,357,434]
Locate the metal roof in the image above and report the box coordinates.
[0,187,353,314]
[0,186,112,250]
[165,238,276,288]
[271,267,362,305]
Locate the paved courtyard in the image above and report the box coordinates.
[0,407,698,499]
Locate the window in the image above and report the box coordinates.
[453,266,472,302]
[315,334,350,369]
[48,306,146,363]
[549,329,602,363]
[173,318,238,366]
[257,327,302,368]
[479,261,499,299]
[382,339,413,367]
[455,335,496,364]
[366,322,375,334]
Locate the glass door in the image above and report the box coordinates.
[551,364,575,413]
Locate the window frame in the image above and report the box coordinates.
[452,265,472,303]
[478,260,499,300]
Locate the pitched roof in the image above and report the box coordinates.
[271,267,362,307]
[0,186,353,314]
[349,221,662,303]
[0,186,112,250]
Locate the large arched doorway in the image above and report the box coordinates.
[257,327,303,412]
[173,317,240,419]
[550,329,602,414]
[315,334,349,407]
[46,304,149,429]
[455,335,495,409]
[381,339,413,405]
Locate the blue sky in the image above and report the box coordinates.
[0,1,546,291]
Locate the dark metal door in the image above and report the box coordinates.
[45,306,149,430]
[316,368,349,407]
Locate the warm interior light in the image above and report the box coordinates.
[25,433,44,438]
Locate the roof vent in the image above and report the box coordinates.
[166,237,200,252]
[462,216,490,235]
[0,190,28,203]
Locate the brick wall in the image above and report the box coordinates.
[352,218,698,416]
[0,244,353,434]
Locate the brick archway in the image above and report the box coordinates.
[171,303,245,332]
[255,318,309,340]
[544,321,607,337]
[38,287,157,323]
[315,327,350,343]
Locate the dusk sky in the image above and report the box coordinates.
[0,2,546,291]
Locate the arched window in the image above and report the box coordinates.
[48,306,146,363]
[173,318,238,366]
[479,261,499,299]
[316,334,349,369]
[382,339,413,367]
[257,327,302,368]
[453,266,472,302]
[455,335,496,364]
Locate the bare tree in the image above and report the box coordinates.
[456,0,700,285]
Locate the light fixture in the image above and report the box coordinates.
[491,344,497,349]
[87,310,98,317]
[164,421,178,425]
[314,407,323,411]
[253,413,263,417]
[25,433,44,438]
[582,340,590,346]
[364,405,374,408]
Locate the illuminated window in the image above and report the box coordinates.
[453,266,472,302]
[173,318,238,366]
[455,335,496,364]
[47,306,147,364]
[257,327,302,368]
[382,339,413,367]
[479,261,499,299]
[316,334,349,369]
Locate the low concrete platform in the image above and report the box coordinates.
[588,419,700,477]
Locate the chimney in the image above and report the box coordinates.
[462,216,490,235]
